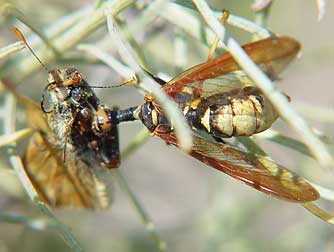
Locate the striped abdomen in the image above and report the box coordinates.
[184,86,280,137]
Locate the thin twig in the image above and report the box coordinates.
[0,128,33,148]
[121,128,150,159]
[161,2,271,46]
[0,41,25,59]
[119,129,164,251]
[227,13,272,38]
[252,0,272,30]
[115,171,166,251]
[0,3,60,55]
[0,5,91,76]
[0,213,58,231]
[237,137,268,157]
[77,44,135,80]
[254,129,313,157]
[316,0,326,21]
[302,202,334,224]
[126,0,170,36]
[251,0,273,12]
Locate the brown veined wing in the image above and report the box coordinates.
[23,132,111,209]
[155,132,319,203]
[17,92,112,210]
[162,36,301,98]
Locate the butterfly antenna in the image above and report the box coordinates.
[13,27,49,72]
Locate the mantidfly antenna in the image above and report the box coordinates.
[14,26,140,90]
[13,27,49,72]
[89,75,139,89]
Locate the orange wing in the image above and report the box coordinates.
[163,36,301,97]
[156,133,319,203]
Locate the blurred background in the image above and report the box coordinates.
[0,0,333,251]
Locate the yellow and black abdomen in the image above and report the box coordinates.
[184,86,280,137]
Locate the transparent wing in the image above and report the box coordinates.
[179,70,254,98]
[163,36,301,98]
[156,132,319,203]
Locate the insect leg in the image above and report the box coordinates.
[302,202,334,224]
[193,10,230,98]
[207,9,230,60]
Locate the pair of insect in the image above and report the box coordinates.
[13,28,321,211]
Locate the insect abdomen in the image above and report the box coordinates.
[185,86,280,137]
